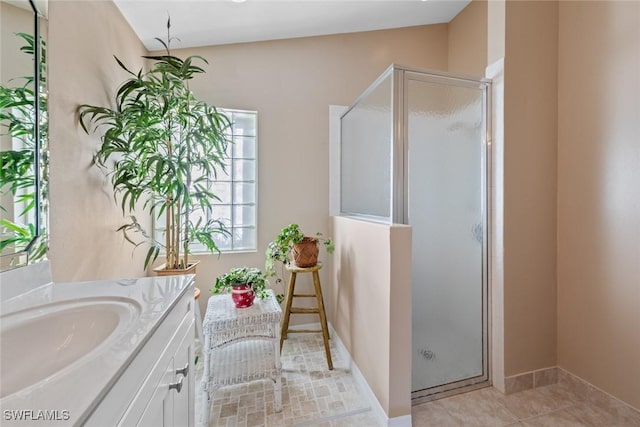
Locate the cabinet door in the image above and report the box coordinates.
[137,358,174,427]
[173,323,194,427]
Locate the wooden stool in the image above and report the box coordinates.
[280,262,333,370]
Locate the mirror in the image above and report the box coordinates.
[0,0,48,271]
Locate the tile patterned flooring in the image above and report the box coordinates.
[412,380,640,426]
[197,334,640,427]
[196,333,377,426]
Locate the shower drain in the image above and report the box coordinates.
[418,348,435,360]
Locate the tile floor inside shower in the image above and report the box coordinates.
[196,334,640,427]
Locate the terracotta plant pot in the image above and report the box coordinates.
[231,284,255,308]
[291,237,319,268]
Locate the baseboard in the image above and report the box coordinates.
[503,366,639,414]
[387,414,412,427]
[504,366,558,394]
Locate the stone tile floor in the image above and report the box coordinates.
[197,334,640,426]
[413,372,640,427]
[411,383,640,427]
[196,333,376,427]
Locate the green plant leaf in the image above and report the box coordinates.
[113,56,136,76]
[76,19,231,270]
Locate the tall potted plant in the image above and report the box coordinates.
[78,19,230,273]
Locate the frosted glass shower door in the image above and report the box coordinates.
[407,73,488,396]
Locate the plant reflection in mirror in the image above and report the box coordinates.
[0,32,48,266]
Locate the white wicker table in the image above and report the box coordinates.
[200,289,282,426]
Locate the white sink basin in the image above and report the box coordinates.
[0,297,140,398]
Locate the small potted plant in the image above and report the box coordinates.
[211,267,270,308]
[265,223,334,285]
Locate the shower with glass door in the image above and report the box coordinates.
[340,65,491,402]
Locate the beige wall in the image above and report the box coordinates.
[557,1,640,410]
[447,0,487,76]
[48,0,149,281]
[488,0,639,408]
[502,0,558,377]
[169,25,448,317]
[331,216,411,418]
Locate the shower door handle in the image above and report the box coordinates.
[472,223,483,243]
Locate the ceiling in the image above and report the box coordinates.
[113,0,471,51]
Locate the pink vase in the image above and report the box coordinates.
[232,284,255,308]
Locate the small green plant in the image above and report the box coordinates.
[211,267,270,300]
[265,223,334,285]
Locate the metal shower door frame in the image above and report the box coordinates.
[392,66,492,404]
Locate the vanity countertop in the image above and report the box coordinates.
[0,274,194,425]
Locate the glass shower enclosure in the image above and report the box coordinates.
[340,65,491,402]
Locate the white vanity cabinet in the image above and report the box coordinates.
[0,270,196,427]
[85,281,195,427]
[136,329,194,427]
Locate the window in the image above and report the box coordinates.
[154,109,258,254]
[208,109,258,252]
